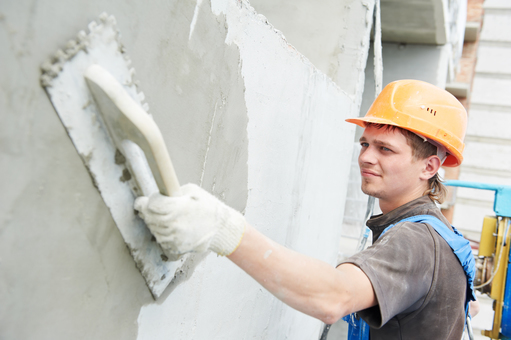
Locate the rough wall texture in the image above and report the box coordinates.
[0,0,359,339]
[245,1,377,271]
[1,0,248,338]
[250,0,375,124]
[138,1,355,339]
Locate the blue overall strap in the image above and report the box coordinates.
[343,214,476,340]
[380,214,476,304]
[342,313,370,340]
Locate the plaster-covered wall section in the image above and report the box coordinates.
[137,1,355,338]
[1,0,357,339]
[250,0,375,113]
[1,0,249,338]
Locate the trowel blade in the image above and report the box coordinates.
[40,13,184,299]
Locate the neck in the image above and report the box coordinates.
[379,187,426,215]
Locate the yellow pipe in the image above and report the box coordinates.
[483,217,511,339]
[479,216,497,257]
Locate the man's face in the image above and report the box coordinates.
[358,125,427,212]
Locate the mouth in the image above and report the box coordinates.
[360,169,380,177]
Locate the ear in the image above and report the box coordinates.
[419,155,441,181]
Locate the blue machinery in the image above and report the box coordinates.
[445,181,511,340]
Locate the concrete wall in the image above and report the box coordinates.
[250,0,375,110]
[380,0,449,44]
[0,0,364,339]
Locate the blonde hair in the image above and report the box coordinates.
[368,123,447,204]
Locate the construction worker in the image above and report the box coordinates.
[134,79,476,339]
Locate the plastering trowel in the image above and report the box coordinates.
[41,13,183,298]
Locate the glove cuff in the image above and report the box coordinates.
[209,207,246,256]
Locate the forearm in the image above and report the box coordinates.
[227,224,375,324]
[134,185,375,322]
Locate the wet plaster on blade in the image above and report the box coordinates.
[41,15,189,299]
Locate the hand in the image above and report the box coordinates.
[134,183,246,256]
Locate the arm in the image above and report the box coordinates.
[228,225,376,324]
[135,184,376,323]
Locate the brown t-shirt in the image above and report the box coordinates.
[341,196,467,340]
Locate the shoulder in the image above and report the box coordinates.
[346,219,438,282]
[376,220,436,250]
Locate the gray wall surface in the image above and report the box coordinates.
[1,0,367,339]
[250,0,375,104]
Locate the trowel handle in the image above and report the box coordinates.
[122,139,181,197]
[84,64,182,197]
[131,102,182,197]
[122,130,182,198]
[148,131,183,197]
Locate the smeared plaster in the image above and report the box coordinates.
[189,0,204,41]
[138,0,354,338]
[249,0,376,114]
[199,101,218,187]
[2,0,249,338]
[2,0,363,338]
[41,14,187,299]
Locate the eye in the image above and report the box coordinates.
[360,142,369,148]
[380,146,393,152]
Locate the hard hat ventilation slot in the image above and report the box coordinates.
[426,107,437,116]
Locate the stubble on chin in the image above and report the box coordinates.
[361,182,384,199]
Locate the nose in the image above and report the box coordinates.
[358,145,377,166]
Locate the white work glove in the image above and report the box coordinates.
[134,183,246,256]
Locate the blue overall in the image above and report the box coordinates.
[343,215,476,340]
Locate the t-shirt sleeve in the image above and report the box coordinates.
[340,222,436,328]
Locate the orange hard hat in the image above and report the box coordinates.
[346,79,467,167]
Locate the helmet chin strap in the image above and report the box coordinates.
[413,132,448,164]
[431,141,448,164]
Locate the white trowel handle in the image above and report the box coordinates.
[121,140,171,197]
[84,64,182,197]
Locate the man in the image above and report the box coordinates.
[135,80,475,339]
